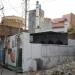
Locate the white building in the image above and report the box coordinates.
[28,1,52,33]
[28,1,44,33]
[3,1,75,73]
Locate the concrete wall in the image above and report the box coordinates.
[28,9,44,33]
[41,44,75,69]
[20,33,75,71]
[28,10,36,33]
[68,39,75,45]
[52,28,65,32]
[6,32,75,72]
[35,18,52,33]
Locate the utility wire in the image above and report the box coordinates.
[4,6,22,10]
[0,0,5,17]
[2,0,21,15]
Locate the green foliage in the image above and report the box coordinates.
[68,27,75,34]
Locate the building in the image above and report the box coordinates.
[28,1,44,33]
[36,18,52,33]
[28,10,36,33]
[63,13,75,28]
[28,1,52,33]
[0,23,24,37]
[51,13,75,40]
[0,16,26,65]
[1,16,25,29]
[4,31,75,72]
[52,18,68,32]
[1,1,75,73]
[0,16,26,37]
[52,13,75,33]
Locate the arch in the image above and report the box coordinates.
[48,40,54,44]
[56,40,63,45]
[40,41,45,44]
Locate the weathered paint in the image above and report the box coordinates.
[5,32,75,72]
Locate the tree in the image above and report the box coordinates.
[68,27,75,34]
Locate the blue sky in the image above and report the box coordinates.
[0,0,75,19]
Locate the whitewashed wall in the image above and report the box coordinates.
[41,44,75,68]
[52,28,65,32]
[68,39,75,45]
[6,32,75,72]
[20,32,42,72]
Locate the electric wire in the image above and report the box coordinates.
[2,0,22,16]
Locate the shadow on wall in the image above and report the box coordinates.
[35,59,43,71]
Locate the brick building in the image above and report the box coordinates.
[51,13,75,39]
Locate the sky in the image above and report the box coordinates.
[0,0,75,19]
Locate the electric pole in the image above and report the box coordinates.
[22,0,30,30]
[15,0,29,74]
[25,0,27,30]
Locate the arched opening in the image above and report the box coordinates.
[56,40,63,45]
[48,40,54,44]
[41,41,45,44]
